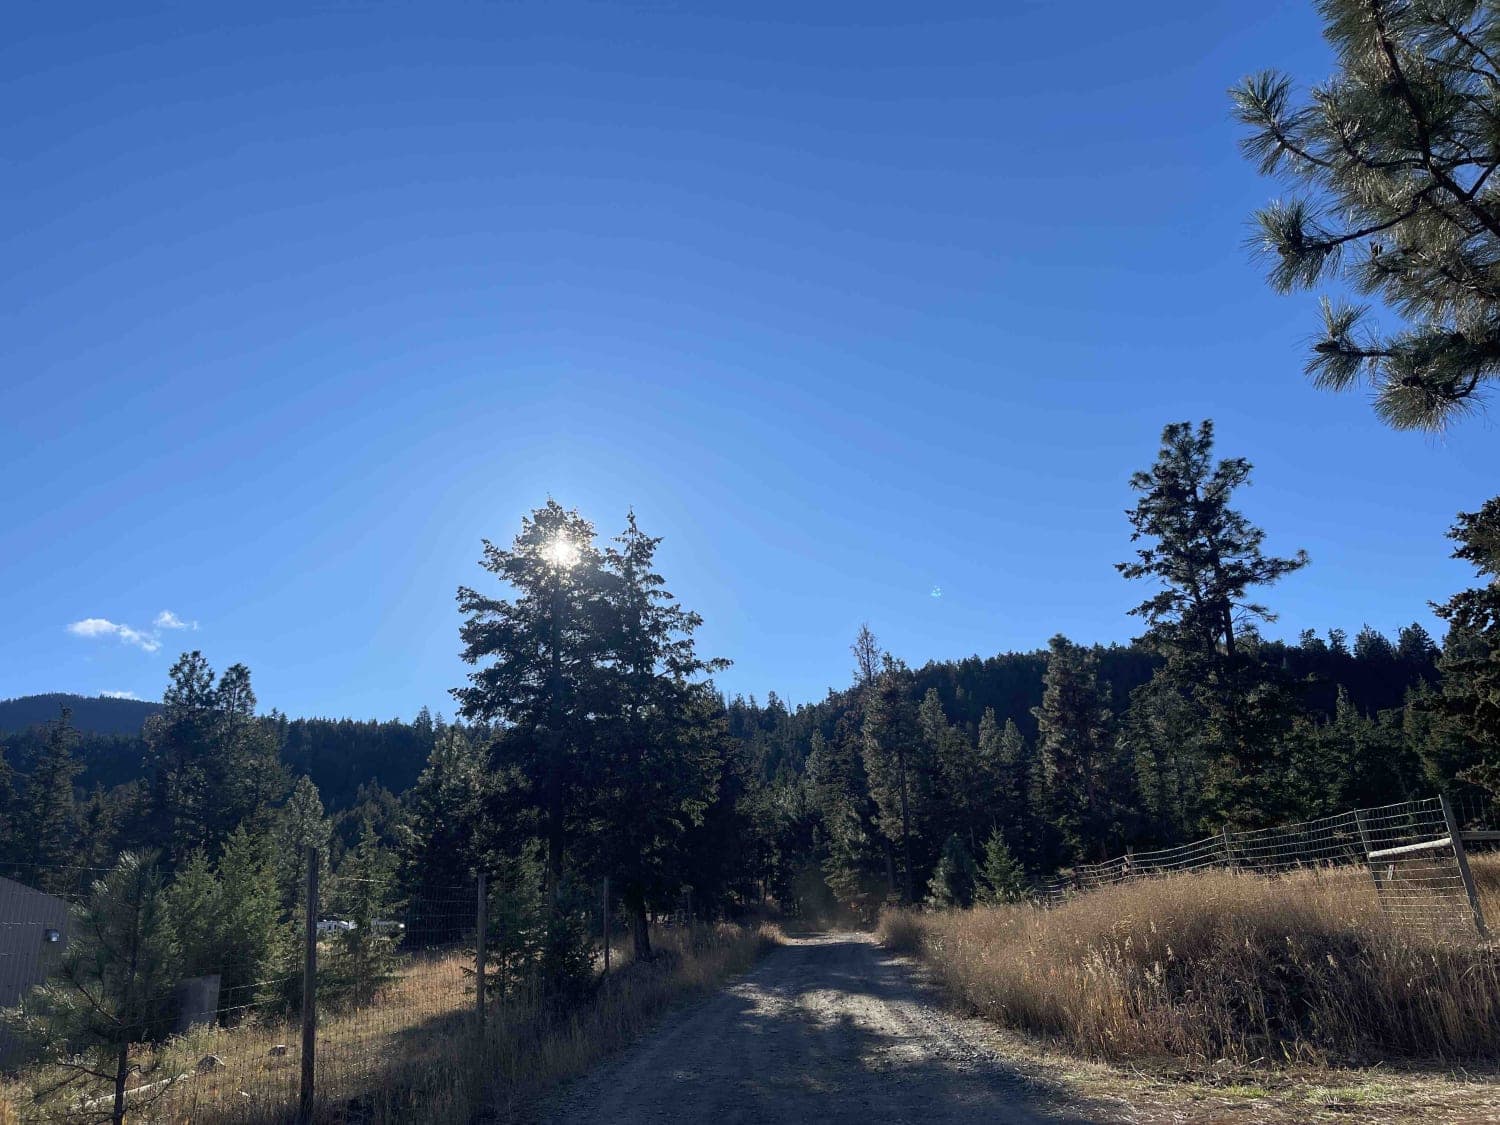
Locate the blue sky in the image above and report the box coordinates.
[3,2,1497,719]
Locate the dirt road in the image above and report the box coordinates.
[544,931,1101,1124]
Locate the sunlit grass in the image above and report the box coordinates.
[881,854,1500,1066]
[1,922,778,1123]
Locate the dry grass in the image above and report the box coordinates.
[1,922,778,1123]
[881,854,1500,1067]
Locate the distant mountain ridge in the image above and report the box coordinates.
[0,693,161,736]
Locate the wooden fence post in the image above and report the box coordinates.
[299,846,318,1125]
[1220,826,1234,869]
[475,873,487,1030]
[1440,793,1489,938]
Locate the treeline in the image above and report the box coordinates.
[735,422,1498,915]
[1,430,1492,935]
[0,705,459,812]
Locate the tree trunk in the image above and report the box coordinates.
[112,1039,129,1125]
[625,887,652,961]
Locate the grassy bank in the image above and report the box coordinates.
[880,856,1500,1066]
[3,921,778,1123]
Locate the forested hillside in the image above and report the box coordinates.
[0,693,159,736]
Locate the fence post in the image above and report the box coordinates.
[1220,826,1234,869]
[1353,808,1383,889]
[299,846,318,1125]
[1440,793,1489,938]
[475,873,487,1030]
[602,876,610,974]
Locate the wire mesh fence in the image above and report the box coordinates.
[1038,792,1498,939]
[0,855,637,1123]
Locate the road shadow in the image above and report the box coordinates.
[545,933,1108,1124]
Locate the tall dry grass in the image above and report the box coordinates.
[2,921,777,1123]
[881,854,1500,1066]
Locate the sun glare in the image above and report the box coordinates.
[541,534,580,569]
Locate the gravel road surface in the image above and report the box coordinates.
[543,931,1102,1124]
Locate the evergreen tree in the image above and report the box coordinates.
[20,708,83,894]
[1032,637,1123,864]
[977,829,1029,905]
[926,833,979,909]
[1236,0,1500,430]
[1432,497,1500,796]
[12,853,178,1125]
[143,654,284,865]
[1119,421,1308,822]
[212,827,284,1004]
[976,708,1029,856]
[1117,675,1209,843]
[165,849,221,980]
[862,657,926,903]
[211,663,286,835]
[806,723,885,916]
[327,816,402,1007]
[920,689,987,855]
[143,652,217,862]
[0,742,15,865]
[1397,622,1441,666]
[270,776,332,922]
[591,512,728,959]
[400,727,489,942]
[167,831,287,1011]
[455,501,608,899]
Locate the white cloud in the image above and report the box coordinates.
[68,618,119,638]
[66,616,164,653]
[100,690,140,700]
[153,610,197,631]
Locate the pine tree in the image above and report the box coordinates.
[976,709,1029,857]
[0,742,16,865]
[12,854,179,1125]
[213,827,283,1004]
[591,511,728,959]
[920,689,986,855]
[926,834,979,909]
[862,657,926,903]
[212,663,286,835]
[455,501,608,900]
[270,776,332,924]
[1033,636,1124,864]
[327,816,402,1008]
[1117,675,1209,843]
[21,708,83,894]
[1119,421,1308,823]
[143,654,284,865]
[806,724,885,916]
[165,849,221,980]
[977,829,1029,905]
[1235,1,1500,430]
[143,652,217,862]
[400,727,489,943]
[1432,497,1500,796]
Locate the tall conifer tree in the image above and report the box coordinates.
[1119,421,1308,823]
[1236,0,1500,430]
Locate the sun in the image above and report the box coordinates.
[541,535,580,569]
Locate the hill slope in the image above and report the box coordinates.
[0,693,160,735]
